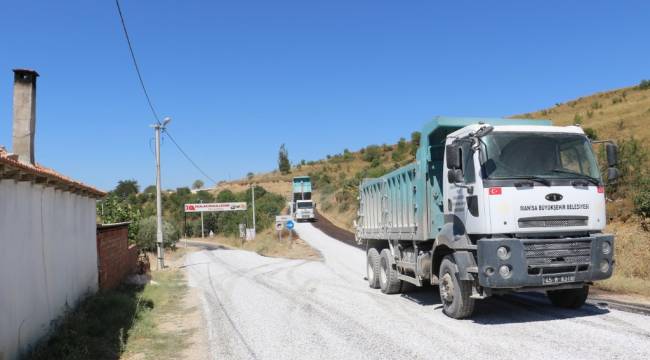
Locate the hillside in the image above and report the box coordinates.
[514,83,650,144]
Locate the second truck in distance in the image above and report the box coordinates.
[355,116,618,318]
[292,176,315,222]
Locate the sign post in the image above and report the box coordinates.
[184,202,248,239]
[275,215,294,242]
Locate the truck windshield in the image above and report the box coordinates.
[480,132,601,182]
[297,202,313,209]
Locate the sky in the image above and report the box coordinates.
[0,0,648,191]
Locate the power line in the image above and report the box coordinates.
[115,0,219,186]
[163,129,219,186]
[115,0,160,123]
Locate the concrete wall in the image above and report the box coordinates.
[96,224,138,290]
[0,179,98,359]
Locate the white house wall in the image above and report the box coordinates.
[0,179,98,359]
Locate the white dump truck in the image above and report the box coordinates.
[356,116,618,318]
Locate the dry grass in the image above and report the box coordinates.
[194,229,321,261]
[597,220,650,296]
[514,85,650,147]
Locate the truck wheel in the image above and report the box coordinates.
[367,248,381,289]
[547,286,589,309]
[438,255,475,319]
[379,249,402,294]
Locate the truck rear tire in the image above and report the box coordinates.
[547,286,589,309]
[438,255,475,319]
[367,248,381,289]
[379,249,402,294]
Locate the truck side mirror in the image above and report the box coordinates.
[446,145,462,169]
[606,143,618,167]
[607,167,619,184]
[447,169,463,184]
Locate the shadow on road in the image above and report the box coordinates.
[399,287,609,324]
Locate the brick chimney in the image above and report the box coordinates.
[12,69,39,165]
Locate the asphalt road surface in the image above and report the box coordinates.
[184,223,650,360]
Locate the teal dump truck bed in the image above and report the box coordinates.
[356,116,551,243]
[292,176,312,194]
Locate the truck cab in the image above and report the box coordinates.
[295,200,316,222]
[357,117,618,318]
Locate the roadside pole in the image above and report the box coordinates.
[251,183,256,239]
[200,199,204,239]
[152,117,171,270]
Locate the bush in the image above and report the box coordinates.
[573,113,583,125]
[639,79,650,90]
[635,188,650,218]
[98,195,141,242]
[583,127,598,140]
[363,145,382,163]
[410,131,421,156]
[136,216,179,250]
[617,137,649,188]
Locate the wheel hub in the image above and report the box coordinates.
[440,273,454,303]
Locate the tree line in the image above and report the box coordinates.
[98,180,286,250]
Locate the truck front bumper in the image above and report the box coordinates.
[477,234,614,289]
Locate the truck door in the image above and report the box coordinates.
[426,142,446,238]
[444,141,476,235]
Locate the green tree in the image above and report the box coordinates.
[278,143,291,174]
[97,195,141,242]
[113,179,139,198]
[192,179,204,190]
[410,131,421,156]
[136,216,179,250]
[363,145,382,162]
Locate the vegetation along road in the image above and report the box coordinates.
[183,222,650,360]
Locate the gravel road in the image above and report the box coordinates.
[184,223,650,360]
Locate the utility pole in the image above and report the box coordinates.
[200,199,204,239]
[152,117,171,270]
[251,182,256,239]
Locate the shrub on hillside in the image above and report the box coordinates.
[584,127,598,140]
[617,137,649,189]
[573,113,583,125]
[639,79,650,90]
[136,216,179,250]
[410,131,421,156]
[634,188,650,219]
[363,145,382,163]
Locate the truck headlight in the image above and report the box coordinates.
[602,241,612,255]
[497,246,510,260]
[499,265,512,278]
[600,260,610,273]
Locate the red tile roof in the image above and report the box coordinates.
[0,147,106,198]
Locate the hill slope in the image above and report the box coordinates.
[514,83,650,143]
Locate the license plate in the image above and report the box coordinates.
[543,274,576,285]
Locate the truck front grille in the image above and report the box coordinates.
[519,216,588,228]
[524,240,592,275]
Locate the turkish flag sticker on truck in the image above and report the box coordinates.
[489,187,502,195]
